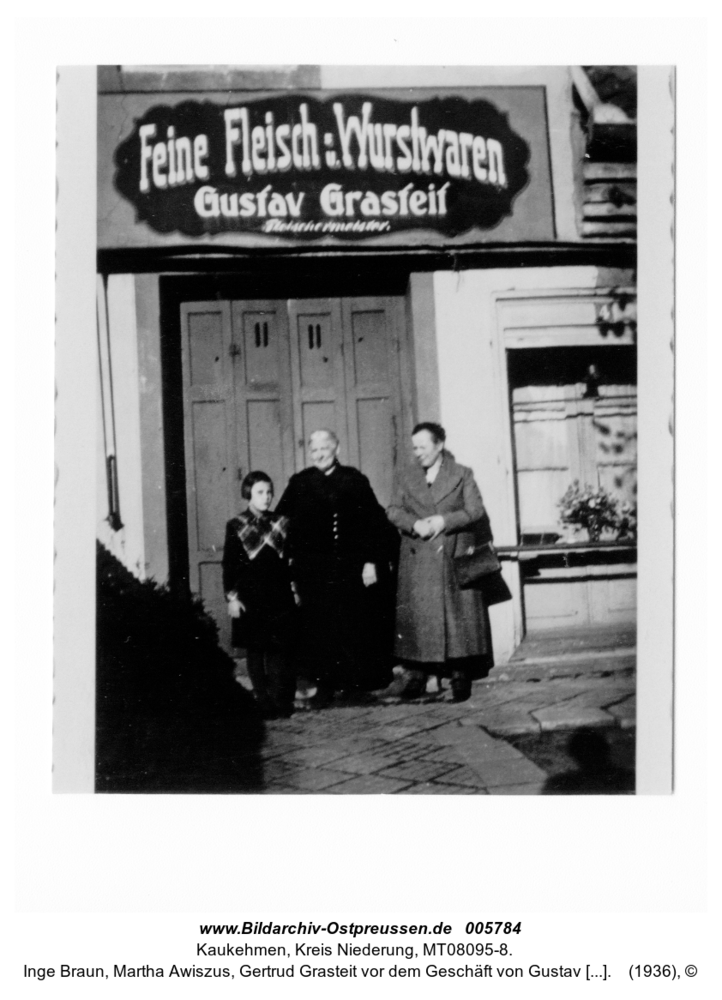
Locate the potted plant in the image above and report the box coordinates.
[557,481,622,543]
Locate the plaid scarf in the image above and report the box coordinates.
[236,511,289,561]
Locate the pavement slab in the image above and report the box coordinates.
[488,782,549,795]
[472,702,548,736]
[375,759,463,784]
[332,754,400,776]
[269,767,351,792]
[532,705,616,731]
[365,724,433,742]
[464,757,548,787]
[417,745,480,765]
[261,758,298,782]
[553,683,638,710]
[262,783,306,795]
[327,774,415,794]
[272,744,360,767]
[435,766,495,789]
[403,781,481,795]
[462,683,540,710]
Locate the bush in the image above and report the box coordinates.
[96,542,264,792]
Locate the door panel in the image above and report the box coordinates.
[288,299,348,467]
[342,297,406,507]
[240,311,280,385]
[191,400,232,551]
[180,301,237,650]
[355,397,393,507]
[245,399,286,492]
[349,308,390,383]
[231,301,295,491]
[297,313,335,389]
[187,309,225,386]
[601,576,637,617]
[524,576,589,626]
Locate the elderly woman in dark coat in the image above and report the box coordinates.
[275,429,393,706]
[386,422,493,701]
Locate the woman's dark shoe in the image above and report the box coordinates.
[398,668,427,700]
[377,668,426,700]
[450,670,472,703]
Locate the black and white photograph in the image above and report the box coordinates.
[13,11,716,984]
[74,62,664,797]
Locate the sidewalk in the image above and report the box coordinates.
[249,647,636,795]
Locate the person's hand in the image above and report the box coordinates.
[426,515,446,540]
[413,519,432,538]
[227,596,245,618]
[362,562,378,587]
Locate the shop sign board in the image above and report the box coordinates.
[99,89,555,249]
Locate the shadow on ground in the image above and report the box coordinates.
[507,727,635,794]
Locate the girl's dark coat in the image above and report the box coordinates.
[221,511,296,651]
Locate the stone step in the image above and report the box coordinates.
[488,653,635,684]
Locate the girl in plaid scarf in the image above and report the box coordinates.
[223,471,298,719]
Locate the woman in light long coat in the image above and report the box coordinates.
[386,422,493,701]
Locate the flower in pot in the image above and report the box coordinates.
[557,481,621,543]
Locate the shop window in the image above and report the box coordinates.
[508,345,637,546]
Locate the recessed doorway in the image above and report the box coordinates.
[179,293,411,648]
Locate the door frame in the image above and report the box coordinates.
[492,285,637,639]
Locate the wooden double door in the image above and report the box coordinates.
[180,295,410,648]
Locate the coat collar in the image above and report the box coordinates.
[405,453,463,506]
[428,453,464,504]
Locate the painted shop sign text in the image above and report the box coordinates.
[114,94,531,240]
